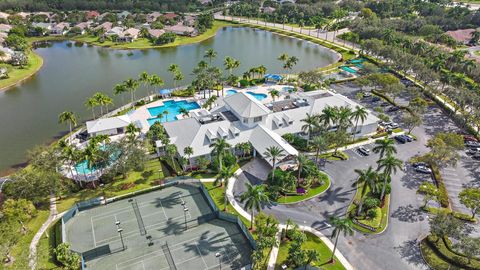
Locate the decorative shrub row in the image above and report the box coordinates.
[424,235,480,269]
[430,163,450,208]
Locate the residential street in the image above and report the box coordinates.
[233,82,480,270]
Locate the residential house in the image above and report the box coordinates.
[0,12,9,20]
[199,0,212,4]
[16,12,30,19]
[163,13,178,21]
[184,15,196,27]
[148,29,165,39]
[0,32,7,44]
[147,12,162,23]
[86,115,132,137]
[117,11,131,19]
[32,22,52,31]
[165,23,197,36]
[85,11,100,20]
[0,24,12,33]
[95,22,113,32]
[105,26,124,37]
[74,22,91,34]
[0,47,14,62]
[117,28,140,42]
[51,22,70,35]
[445,28,476,45]
[262,7,276,14]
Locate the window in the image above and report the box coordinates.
[253,116,262,122]
[243,118,249,124]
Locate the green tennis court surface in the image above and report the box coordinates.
[64,182,252,270]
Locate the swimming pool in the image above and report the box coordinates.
[348,58,366,64]
[340,66,357,74]
[282,86,294,92]
[147,100,200,124]
[246,91,267,101]
[226,89,238,96]
[74,145,116,175]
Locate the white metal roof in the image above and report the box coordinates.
[86,115,131,134]
[223,92,270,118]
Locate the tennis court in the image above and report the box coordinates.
[64,182,253,270]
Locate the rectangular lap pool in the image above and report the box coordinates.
[147,100,200,124]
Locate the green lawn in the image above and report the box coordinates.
[276,174,330,204]
[275,231,346,270]
[72,21,237,50]
[348,183,390,234]
[56,158,164,213]
[0,51,43,91]
[35,224,61,270]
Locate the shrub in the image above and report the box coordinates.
[431,163,450,208]
[367,208,378,219]
[239,79,250,87]
[121,183,135,190]
[364,197,380,209]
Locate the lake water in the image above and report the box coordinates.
[0,26,338,173]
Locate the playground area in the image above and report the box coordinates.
[64,182,253,270]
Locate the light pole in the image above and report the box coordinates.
[115,221,126,250]
[0,178,11,192]
[215,252,222,270]
[182,201,189,231]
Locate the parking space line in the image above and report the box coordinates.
[91,216,97,247]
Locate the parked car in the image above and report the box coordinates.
[465,141,480,148]
[466,148,480,155]
[387,106,400,112]
[415,166,432,174]
[463,135,478,142]
[473,154,480,160]
[398,134,412,142]
[394,135,407,143]
[357,147,370,156]
[412,162,428,168]
[372,97,381,102]
[388,123,399,129]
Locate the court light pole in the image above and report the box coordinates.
[183,205,189,231]
[215,252,222,270]
[115,221,126,251]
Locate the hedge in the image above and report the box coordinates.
[423,206,477,223]
[430,163,450,208]
[423,235,480,269]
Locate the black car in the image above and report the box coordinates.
[394,135,407,144]
[387,106,400,112]
[372,97,381,102]
[399,134,413,142]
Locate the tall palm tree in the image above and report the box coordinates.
[165,144,178,172]
[113,83,128,105]
[125,123,139,142]
[311,136,327,163]
[336,106,353,132]
[168,64,182,88]
[216,165,235,211]
[377,154,403,200]
[372,138,397,159]
[269,89,280,101]
[138,71,150,97]
[204,49,217,64]
[173,70,184,89]
[354,166,378,215]
[240,183,270,229]
[179,107,189,118]
[149,74,164,97]
[58,111,77,140]
[295,154,309,186]
[301,113,318,143]
[209,138,231,171]
[350,105,368,140]
[318,106,337,130]
[85,97,98,120]
[264,146,285,182]
[163,110,169,122]
[329,216,354,262]
[304,250,320,270]
[183,146,193,171]
[224,56,240,75]
[124,78,139,104]
[278,53,289,73]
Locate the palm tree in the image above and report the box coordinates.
[224,56,241,75]
[372,138,397,159]
[278,53,289,72]
[336,106,353,132]
[179,107,189,118]
[216,165,236,211]
[138,71,150,97]
[204,49,217,64]
[269,89,280,101]
[183,146,193,171]
[354,166,378,215]
[85,97,98,119]
[165,144,178,172]
[173,70,184,89]
[163,110,169,122]
[125,123,139,142]
[295,154,309,186]
[311,136,327,163]
[240,183,270,229]
[301,113,318,144]
[318,106,338,130]
[149,74,164,97]
[377,154,403,201]
[58,111,77,141]
[304,250,320,270]
[350,105,368,140]
[168,64,182,88]
[210,138,231,171]
[264,146,285,182]
[113,83,128,105]
[329,216,354,262]
[124,78,139,104]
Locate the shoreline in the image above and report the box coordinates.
[0,51,44,92]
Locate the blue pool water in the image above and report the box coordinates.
[74,145,115,175]
[147,100,200,124]
[348,58,366,64]
[246,91,267,101]
[340,66,357,74]
[226,89,238,96]
[282,86,294,92]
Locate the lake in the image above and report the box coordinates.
[0,26,338,173]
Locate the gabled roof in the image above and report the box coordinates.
[148,29,165,38]
[224,92,270,118]
[445,28,475,43]
[0,24,12,32]
[163,13,178,20]
[250,124,298,165]
[86,115,131,134]
[123,28,139,37]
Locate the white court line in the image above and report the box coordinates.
[158,199,168,219]
[195,244,209,269]
[141,261,146,270]
[91,216,97,247]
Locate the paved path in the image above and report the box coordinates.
[29,195,58,270]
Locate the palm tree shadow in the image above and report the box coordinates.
[394,239,427,266]
[318,187,354,205]
[391,204,425,223]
